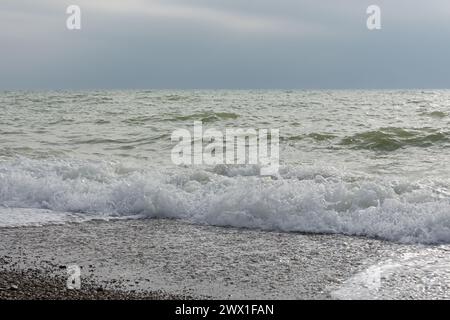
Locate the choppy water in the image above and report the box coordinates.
[1,90,450,243]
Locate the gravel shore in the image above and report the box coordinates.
[0,218,406,300]
[0,266,188,300]
[2,218,445,299]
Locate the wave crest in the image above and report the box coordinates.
[1,158,450,244]
[340,127,450,151]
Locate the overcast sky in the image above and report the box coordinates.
[1,0,450,90]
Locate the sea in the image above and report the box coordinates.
[1,90,450,244]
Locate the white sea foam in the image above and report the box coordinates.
[1,158,450,244]
[331,247,450,299]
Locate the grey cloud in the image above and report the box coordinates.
[1,0,450,89]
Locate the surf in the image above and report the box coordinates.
[1,158,450,244]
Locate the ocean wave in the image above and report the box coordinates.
[340,127,450,151]
[420,111,447,118]
[1,158,450,244]
[163,112,240,123]
[284,133,337,142]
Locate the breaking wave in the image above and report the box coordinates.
[1,158,450,244]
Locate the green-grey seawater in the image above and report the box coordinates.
[1,90,450,243]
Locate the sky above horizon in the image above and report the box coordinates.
[1,0,450,90]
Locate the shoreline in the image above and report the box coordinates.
[0,218,444,299]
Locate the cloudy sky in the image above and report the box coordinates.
[1,0,450,90]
